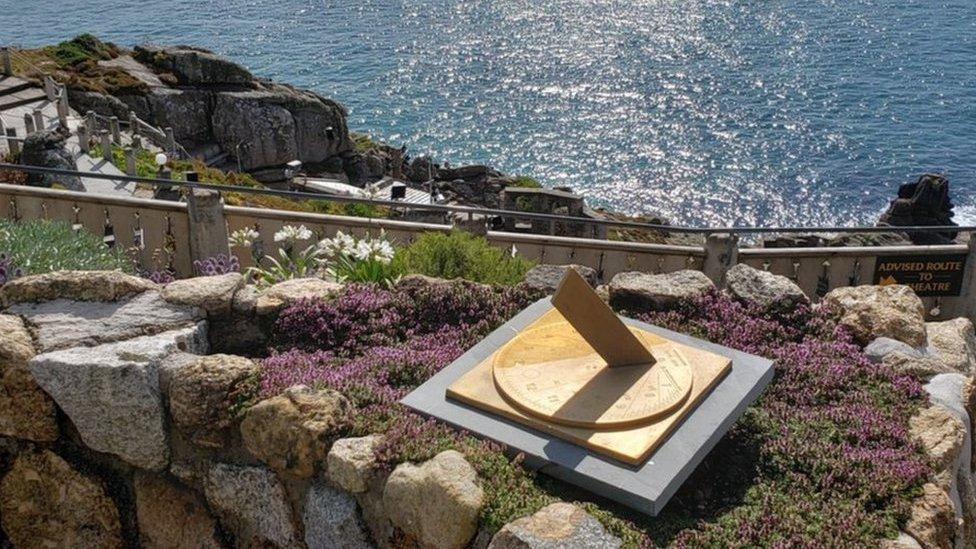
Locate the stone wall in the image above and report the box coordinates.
[0,270,622,548]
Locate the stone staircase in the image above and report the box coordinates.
[0,76,46,112]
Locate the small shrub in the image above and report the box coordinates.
[0,219,134,276]
[509,176,542,189]
[392,230,534,285]
[47,34,118,67]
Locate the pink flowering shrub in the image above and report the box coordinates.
[261,282,928,546]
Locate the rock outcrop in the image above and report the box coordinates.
[19,130,83,191]
[724,263,809,311]
[133,473,223,549]
[521,264,598,294]
[383,450,484,549]
[821,285,927,347]
[161,273,245,315]
[878,174,958,244]
[29,325,208,470]
[0,270,156,306]
[0,450,123,548]
[303,481,373,549]
[204,464,301,548]
[608,270,714,312]
[489,503,622,548]
[0,314,57,441]
[327,434,383,494]
[168,354,260,448]
[926,318,976,374]
[240,385,350,478]
[255,277,342,316]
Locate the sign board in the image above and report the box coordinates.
[873,254,968,296]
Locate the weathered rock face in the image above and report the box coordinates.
[489,503,622,549]
[0,270,157,306]
[203,464,300,548]
[211,87,350,170]
[0,450,123,548]
[821,285,927,347]
[327,434,383,494]
[904,482,957,549]
[255,277,343,316]
[133,472,223,549]
[162,273,245,315]
[240,385,350,478]
[20,130,83,191]
[303,481,372,549]
[865,337,922,363]
[724,263,809,311]
[209,284,267,355]
[926,318,976,374]
[0,314,57,441]
[882,352,958,380]
[168,354,260,448]
[383,450,484,549]
[878,174,958,244]
[521,264,599,294]
[29,324,208,470]
[608,270,715,312]
[909,405,966,484]
[10,291,203,352]
[135,45,254,86]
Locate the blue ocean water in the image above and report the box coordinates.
[2,0,974,227]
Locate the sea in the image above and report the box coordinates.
[1,0,974,228]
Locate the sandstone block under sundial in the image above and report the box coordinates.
[402,270,773,515]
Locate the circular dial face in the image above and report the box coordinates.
[492,321,693,429]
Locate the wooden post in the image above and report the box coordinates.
[1,48,11,76]
[109,116,121,144]
[703,233,739,288]
[164,127,176,156]
[77,125,90,154]
[5,128,19,156]
[23,113,35,135]
[32,108,44,133]
[963,237,976,322]
[124,148,136,176]
[99,130,112,159]
[186,186,231,264]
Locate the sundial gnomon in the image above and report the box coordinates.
[447,269,731,465]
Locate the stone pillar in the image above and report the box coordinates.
[85,111,96,135]
[99,130,112,159]
[187,187,231,263]
[32,108,44,133]
[124,148,136,175]
[128,112,140,136]
[109,116,121,144]
[43,77,56,102]
[702,233,739,288]
[77,125,90,154]
[1,48,11,76]
[23,113,35,135]
[56,86,69,129]
[131,135,142,150]
[164,127,176,156]
[5,128,19,156]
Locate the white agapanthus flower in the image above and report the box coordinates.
[318,231,357,258]
[353,236,395,264]
[228,227,259,248]
[273,224,313,243]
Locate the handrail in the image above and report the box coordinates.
[1,162,972,237]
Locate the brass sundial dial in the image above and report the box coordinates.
[447,269,732,465]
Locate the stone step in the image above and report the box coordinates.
[0,81,34,98]
[0,87,46,112]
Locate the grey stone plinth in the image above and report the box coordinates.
[401,298,774,516]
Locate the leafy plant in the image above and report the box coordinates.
[0,219,134,276]
[0,253,23,286]
[320,231,399,286]
[392,230,534,285]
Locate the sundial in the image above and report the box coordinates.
[402,268,774,515]
[446,270,730,465]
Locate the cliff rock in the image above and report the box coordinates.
[878,174,958,244]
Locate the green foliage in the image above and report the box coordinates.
[510,175,542,189]
[47,34,118,67]
[0,219,134,276]
[351,132,382,153]
[392,230,534,285]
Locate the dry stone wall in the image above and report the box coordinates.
[0,267,974,548]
